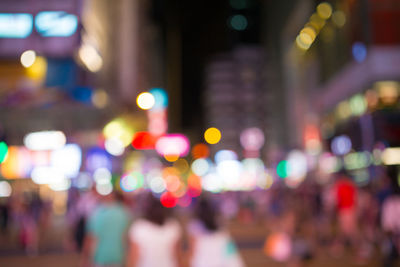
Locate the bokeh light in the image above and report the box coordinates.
[173,158,189,173]
[376,81,399,105]
[276,160,289,178]
[331,135,352,156]
[31,166,65,185]
[286,150,307,187]
[79,43,103,72]
[317,2,332,19]
[50,144,82,178]
[103,118,135,148]
[155,134,190,157]
[149,88,168,110]
[93,167,112,185]
[24,131,66,151]
[91,89,109,108]
[131,131,157,150]
[191,158,210,177]
[105,138,125,156]
[1,147,31,179]
[191,143,210,159]
[96,182,113,196]
[20,50,36,68]
[240,127,265,151]
[264,232,292,262]
[332,10,346,27]
[26,56,47,80]
[120,171,144,192]
[149,176,166,194]
[0,141,8,163]
[349,94,367,116]
[0,181,12,197]
[164,154,180,162]
[215,150,238,164]
[160,192,178,208]
[352,42,367,62]
[86,147,112,173]
[381,147,400,165]
[136,92,155,110]
[230,15,248,31]
[204,127,221,144]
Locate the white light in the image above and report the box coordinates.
[240,127,265,151]
[136,92,155,110]
[0,13,33,38]
[93,168,112,185]
[49,178,71,191]
[31,166,65,185]
[287,150,308,180]
[105,138,125,156]
[20,50,36,67]
[155,134,190,157]
[51,144,82,178]
[79,43,103,72]
[319,153,341,174]
[217,160,242,190]
[214,150,238,164]
[96,182,113,196]
[0,181,12,197]
[191,158,210,177]
[24,131,66,151]
[331,135,352,155]
[149,176,166,194]
[35,11,78,37]
[75,172,93,190]
[242,158,265,190]
[382,147,400,165]
[202,173,223,193]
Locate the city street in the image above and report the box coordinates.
[0,219,395,267]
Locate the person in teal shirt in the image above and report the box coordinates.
[81,191,130,267]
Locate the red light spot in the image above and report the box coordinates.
[131,132,157,150]
[160,192,177,208]
[191,143,210,159]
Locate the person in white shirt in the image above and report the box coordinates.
[188,196,245,267]
[127,194,182,267]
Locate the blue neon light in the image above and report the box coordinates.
[35,11,78,37]
[0,13,33,38]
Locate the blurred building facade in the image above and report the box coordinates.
[276,0,400,153]
[204,46,270,158]
[0,0,165,145]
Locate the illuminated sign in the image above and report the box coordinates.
[0,13,33,38]
[155,134,190,157]
[35,11,78,37]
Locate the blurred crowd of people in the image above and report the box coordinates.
[0,165,400,267]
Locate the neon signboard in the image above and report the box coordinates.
[0,12,78,39]
[0,13,33,38]
[35,11,78,37]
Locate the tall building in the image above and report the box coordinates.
[204,45,269,158]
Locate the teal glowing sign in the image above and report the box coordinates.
[35,11,78,37]
[0,13,33,38]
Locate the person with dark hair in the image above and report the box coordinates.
[381,166,400,267]
[126,194,182,267]
[187,196,245,267]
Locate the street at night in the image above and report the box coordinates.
[0,0,400,266]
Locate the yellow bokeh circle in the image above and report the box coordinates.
[204,127,221,144]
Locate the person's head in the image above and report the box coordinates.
[143,193,170,225]
[386,165,400,194]
[194,196,219,231]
